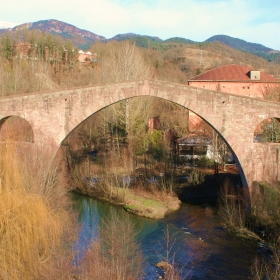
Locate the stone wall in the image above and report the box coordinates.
[1,79,280,192]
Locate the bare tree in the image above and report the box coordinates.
[80,210,143,280]
[97,41,152,84]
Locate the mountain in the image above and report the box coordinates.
[119,34,279,62]
[110,33,140,41]
[12,19,106,50]
[164,37,196,44]
[205,34,280,62]
[0,19,279,62]
[109,33,163,48]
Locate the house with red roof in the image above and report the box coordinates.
[78,50,97,63]
[188,64,279,98]
[187,64,280,132]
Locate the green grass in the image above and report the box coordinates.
[123,204,137,211]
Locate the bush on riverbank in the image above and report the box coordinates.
[249,182,280,234]
[218,180,280,239]
[217,179,280,279]
[249,182,280,280]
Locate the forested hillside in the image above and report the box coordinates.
[0,29,279,97]
[205,34,280,62]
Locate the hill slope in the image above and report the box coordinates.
[205,34,280,62]
[12,19,106,50]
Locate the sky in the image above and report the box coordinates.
[1,0,280,50]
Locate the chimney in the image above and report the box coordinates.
[250,70,260,80]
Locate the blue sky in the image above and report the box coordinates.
[1,0,280,50]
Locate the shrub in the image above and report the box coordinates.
[187,169,205,185]
[250,182,280,227]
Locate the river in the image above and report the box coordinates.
[72,193,265,279]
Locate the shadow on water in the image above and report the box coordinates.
[177,173,242,205]
[72,192,261,279]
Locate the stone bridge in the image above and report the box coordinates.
[0,79,280,192]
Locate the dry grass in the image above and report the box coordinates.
[183,47,234,70]
[0,141,75,280]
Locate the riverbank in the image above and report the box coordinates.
[68,157,249,220]
[74,183,181,219]
[122,188,181,219]
[72,164,240,219]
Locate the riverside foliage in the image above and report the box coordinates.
[0,141,74,279]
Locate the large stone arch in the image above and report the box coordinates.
[60,95,249,189]
[1,79,280,192]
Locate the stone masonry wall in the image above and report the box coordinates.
[0,79,280,192]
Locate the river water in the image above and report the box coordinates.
[72,193,264,279]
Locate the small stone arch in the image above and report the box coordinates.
[254,117,280,143]
[0,116,34,143]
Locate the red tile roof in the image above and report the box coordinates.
[189,64,277,82]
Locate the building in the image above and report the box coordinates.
[177,134,213,161]
[148,116,160,132]
[78,50,97,63]
[188,64,280,132]
[188,64,279,98]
